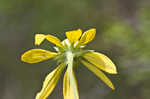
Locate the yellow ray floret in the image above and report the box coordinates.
[66,29,82,44]
[63,68,79,99]
[21,28,117,99]
[36,63,64,99]
[21,49,58,64]
[46,34,63,48]
[79,28,96,45]
[83,52,117,74]
[81,60,115,90]
[35,34,46,45]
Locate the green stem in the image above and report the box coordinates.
[66,51,77,99]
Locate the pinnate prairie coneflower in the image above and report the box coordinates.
[21,28,117,99]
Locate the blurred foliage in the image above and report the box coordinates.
[0,0,150,99]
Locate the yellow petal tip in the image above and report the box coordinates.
[108,69,118,74]
[35,34,46,45]
[66,29,82,44]
[111,86,115,90]
[90,28,96,31]
[79,28,96,45]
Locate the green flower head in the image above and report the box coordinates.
[21,28,117,99]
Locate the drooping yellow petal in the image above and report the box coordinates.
[21,49,57,64]
[63,69,72,99]
[83,52,117,74]
[63,69,69,99]
[66,29,82,44]
[81,60,115,90]
[36,63,64,99]
[46,34,63,48]
[79,28,96,45]
[63,68,79,99]
[35,34,46,45]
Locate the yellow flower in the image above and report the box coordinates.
[21,28,117,99]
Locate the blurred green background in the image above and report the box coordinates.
[1,0,150,99]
